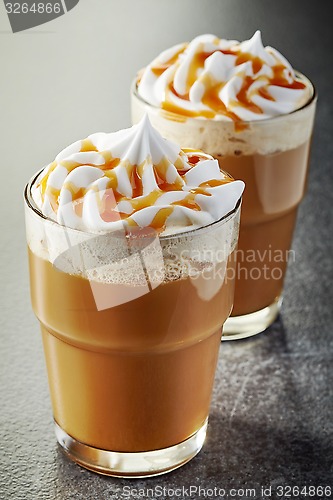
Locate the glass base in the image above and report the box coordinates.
[54,419,207,478]
[222,296,282,340]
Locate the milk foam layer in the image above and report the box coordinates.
[132,92,316,157]
[137,31,313,122]
[32,115,244,234]
[26,182,241,288]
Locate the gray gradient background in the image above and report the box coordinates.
[0,1,332,499]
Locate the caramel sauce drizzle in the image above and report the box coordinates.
[258,86,275,101]
[38,161,56,198]
[236,52,263,74]
[46,185,60,213]
[174,154,186,169]
[233,75,263,114]
[38,136,233,232]
[150,45,187,77]
[157,43,306,125]
[154,156,184,191]
[162,95,215,119]
[131,168,143,198]
[185,48,237,92]
[64,183,86,201]
[199,178,233,188]
[187,155,200,165]
[270,64,306,89]
[80,139,98,152]
[189,187,212,196]
[105,171,119,200]
[130,190,160,212]
[172,192,202,211]
[149,207,174,230]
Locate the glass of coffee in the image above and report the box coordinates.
[132,31,317,339]
[24,117,244,477]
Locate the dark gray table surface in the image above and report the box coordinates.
[1,1,332,499]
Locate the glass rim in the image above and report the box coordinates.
[131,70,317,125]
[24,170,242,242]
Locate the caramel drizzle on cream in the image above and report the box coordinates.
[36,143,233,232]
[150,43,306,124]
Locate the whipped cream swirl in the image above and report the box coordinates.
[32,116,244,234]
[137,31,313,121]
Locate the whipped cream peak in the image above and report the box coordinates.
[55,115,180,168]
[240,30,274,66]
[137,31,313,122]
[32,116,244,234]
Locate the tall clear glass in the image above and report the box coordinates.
[131,75,317,339]
[24,172,241,477]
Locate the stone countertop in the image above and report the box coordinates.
[0,1,332,499]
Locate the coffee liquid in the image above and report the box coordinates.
[217,141,311,315]
[29,249,236,452]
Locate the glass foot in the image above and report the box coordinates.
[54,419,207,478]
[222,296,282,340]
